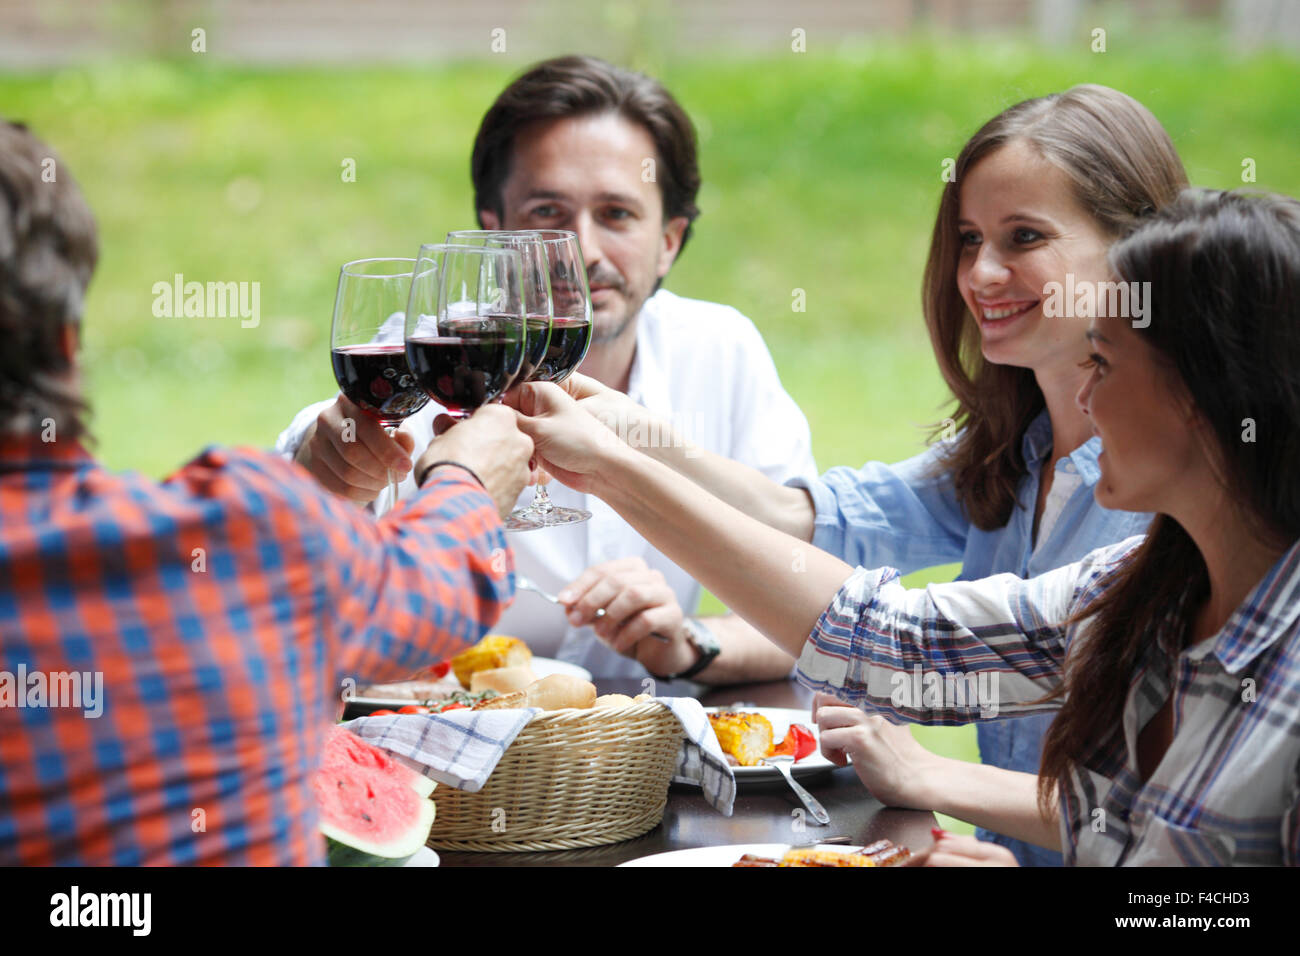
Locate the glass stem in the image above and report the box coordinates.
[384,425,400,516]
[531,481,555,515]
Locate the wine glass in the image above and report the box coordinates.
[404,244,527,427]
[502,230,594,531]
[330,258,429,515]
[444,230,553,390]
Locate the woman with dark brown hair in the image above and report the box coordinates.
[551,85,1185,865]
[513,188,1300,865]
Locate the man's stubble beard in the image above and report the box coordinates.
[591,308,638,345]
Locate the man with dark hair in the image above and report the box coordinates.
[0,119,534,864]
[281,56,816,685]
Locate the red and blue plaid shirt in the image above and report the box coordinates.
[0,435,513,865]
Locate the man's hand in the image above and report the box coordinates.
[416,404,533,517]
[812,692,946,809]
[557,557,695,674]
[504,382,629,494]
[294,395,414,504]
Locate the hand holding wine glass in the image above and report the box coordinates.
[329,258,430,513]
[502,230,594,530]
[295,393,416,504]
[414,403,535,517]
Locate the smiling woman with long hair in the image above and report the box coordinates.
[512,187,1300,864]
[550,84,1185,865]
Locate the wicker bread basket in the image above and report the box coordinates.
[426,701,685,852]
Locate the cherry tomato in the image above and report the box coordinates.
[438,702,468,712]
[397,705,431,715]
[369,709,397,716]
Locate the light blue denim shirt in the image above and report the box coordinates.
[787,409,1152,866]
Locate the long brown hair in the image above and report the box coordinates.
[1038,189,1300,815]
[923,85,1187,528]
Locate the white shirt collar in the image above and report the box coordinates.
[625,290,675,417]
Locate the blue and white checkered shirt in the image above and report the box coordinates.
[788,409,1151,865]
[796,535,1300,865]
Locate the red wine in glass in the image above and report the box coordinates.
[331,343,429,426]
[511,314,554,387]
[406,315,525,416]
[527,315,592,383]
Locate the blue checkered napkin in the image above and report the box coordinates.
[343,707,542,793]
[344,697,736,814]
[661,697,735,815]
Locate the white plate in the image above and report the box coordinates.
[619,843,862,867]
[402,846,440,867]
[704,706,835,782]
[530,657,593,682]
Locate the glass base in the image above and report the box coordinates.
[505,505,592,532]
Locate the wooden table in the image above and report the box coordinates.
[436,677,937,867]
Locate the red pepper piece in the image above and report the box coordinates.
[790,724,817,761]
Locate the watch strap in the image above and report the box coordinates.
[652,617,721,682]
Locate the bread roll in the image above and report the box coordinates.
[523,674,597,711]
[592,693,635,709]
[471,665,537,694]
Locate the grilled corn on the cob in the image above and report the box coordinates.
[707,711,774,766]
[451,635,532,688]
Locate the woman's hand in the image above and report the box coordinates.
[812,692,946,809]
[558,372,665,453]
[504,382,631,494]
[905,832,1019,867]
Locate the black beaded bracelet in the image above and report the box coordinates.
[417,459,486,491]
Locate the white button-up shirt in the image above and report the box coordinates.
[278,289,818,678]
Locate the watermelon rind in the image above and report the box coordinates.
[403,768,437,800]
[322,796,436,867]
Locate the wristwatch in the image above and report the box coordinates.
[652,617,721,681]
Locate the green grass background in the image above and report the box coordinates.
[4,30,1298,834]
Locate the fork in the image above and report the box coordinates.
[516,575,671,643]
[762,754,831,826]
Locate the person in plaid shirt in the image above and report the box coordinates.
[0,120,534,865]
[512,188,1300,865]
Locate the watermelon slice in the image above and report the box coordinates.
[321,724,436,799]
[315,726,437,866]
